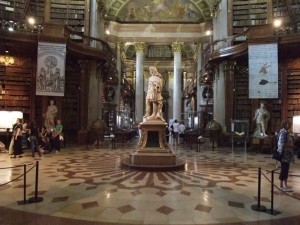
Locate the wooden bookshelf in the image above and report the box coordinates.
[234,66,252,120]
[0,0,24,21]
[273,0,300,26]
[287,70,300,122]
[233,0,268,35]
[50,0,85,33]
[269,72,281,133]
[61,59,80,133]
[0,61,33,118]
[273,0,290,24]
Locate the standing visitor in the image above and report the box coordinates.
[178,121,186,145]
[28,121,40,157]
[11,119,23,158]
[277,120,294,192]
[53,119,63,152]
[172,119,180,146]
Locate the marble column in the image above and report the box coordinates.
[90,0,104,46]
[195,43,203,113]
[88,60,101,126]
[134,42,146,123]
[115,42,124,111]
[171,42,183,121]
[213,63,226,131]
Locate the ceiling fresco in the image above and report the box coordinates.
[106,0,213,23]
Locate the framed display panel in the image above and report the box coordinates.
[199,84,213,106]
[231,119,249,141]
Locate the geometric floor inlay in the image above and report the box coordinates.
[228,201,245,208]
[195,204,212,213]
[0,140,300,225]
[117,204,135,213]
[156,206,174,215]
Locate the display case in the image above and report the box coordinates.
[182,111,198,130]
[116,110,134,129]
[231,119,249,148]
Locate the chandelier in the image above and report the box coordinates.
[0,55,14,66]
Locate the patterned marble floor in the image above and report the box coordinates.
[0,138,300,225]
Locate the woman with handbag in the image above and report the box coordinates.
[277,120,294,192]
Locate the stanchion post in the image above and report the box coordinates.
[23,164,26,203]
[29,161,43,203]
[17,164,28,205]
[270,170,274,213]
[266,169,281,215]
[251,167,267,212]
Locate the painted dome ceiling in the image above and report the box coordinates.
[106,0,213,23]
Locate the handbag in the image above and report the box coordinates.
[272,150,283,161]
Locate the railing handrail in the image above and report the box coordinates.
[64,26,114,55]
[204,27,251,56]
[204,22,300,65]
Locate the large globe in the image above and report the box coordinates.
[205,120,221,131]
[90,118,107,142]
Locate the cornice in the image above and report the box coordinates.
[107,21,212,43]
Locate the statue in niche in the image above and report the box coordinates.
[253,102,270,138]
[143,66,164,121]
[44,100,58,130]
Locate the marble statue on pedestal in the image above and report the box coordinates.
[143,66,165,121]
[253,102,270,138]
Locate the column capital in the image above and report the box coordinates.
[171,42,184,53]
[117,42,126,62]
[134,42,146,53]
[96,0,107,17]
[117,42,125,50]
[193,43,202,61]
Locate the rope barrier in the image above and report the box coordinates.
[0,163,36,186]
[0,161,43,204]
[261,170,300,201]
[252,166,300,216]
[0,162,34,170]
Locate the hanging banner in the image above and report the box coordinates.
[248,43,278,99]
[36,42,66,96]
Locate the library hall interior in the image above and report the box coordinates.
[1,0,300,225]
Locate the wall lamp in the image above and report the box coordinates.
[105,21,110,35]
[273,18,282,28]
[0,54,14,66]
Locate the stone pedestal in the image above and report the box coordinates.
[130,121,176,166]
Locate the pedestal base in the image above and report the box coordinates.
[124,120,183,170]
[130,151,176,165]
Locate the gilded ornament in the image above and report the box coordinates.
[171,42,183,53]
[117,42,124,50]
[193,43,202,61]
[134,42,146,53]
[96,0,107,17]
[117,42,126,62]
